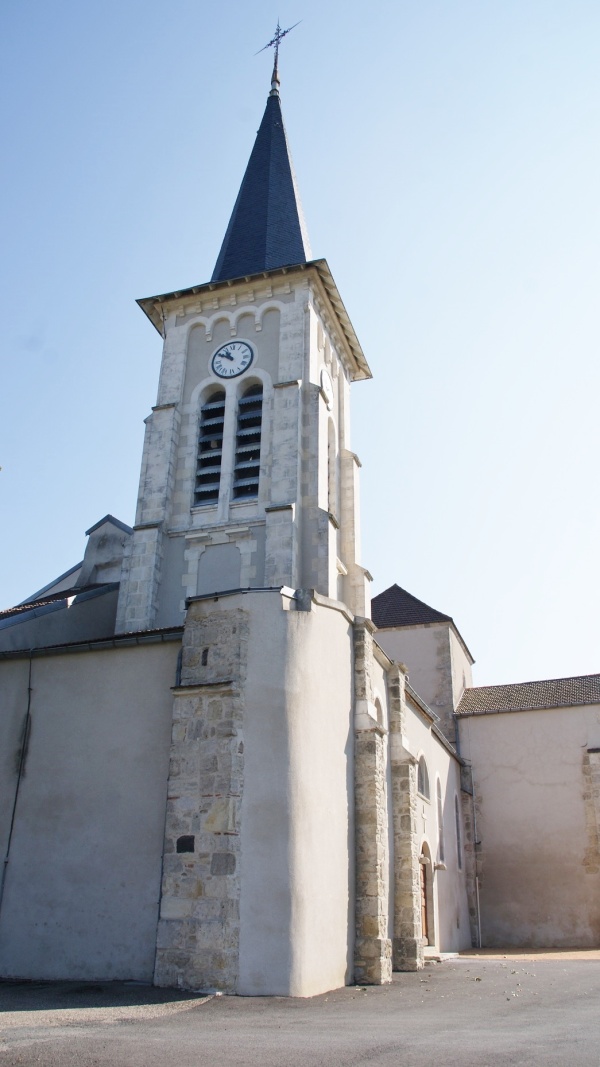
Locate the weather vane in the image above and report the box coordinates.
[256,20,301,88]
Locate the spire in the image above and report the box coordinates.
[211,26,311,283]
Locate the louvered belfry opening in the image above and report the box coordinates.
[233,384,263,499]
[195,389,226,505]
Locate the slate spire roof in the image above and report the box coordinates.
[211,69,311,282]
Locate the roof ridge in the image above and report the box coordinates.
[465,671,600,693]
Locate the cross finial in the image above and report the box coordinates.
[256,20,301,95]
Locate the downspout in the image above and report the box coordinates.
[0,651,34,914]
[471,775,482,949]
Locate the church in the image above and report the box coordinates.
[1,52,598,997]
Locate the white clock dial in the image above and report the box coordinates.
[211,341,254,379]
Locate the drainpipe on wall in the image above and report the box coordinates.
[0,651,34,915]
[475,874,482,949]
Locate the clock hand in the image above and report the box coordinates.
[222,352,235,361]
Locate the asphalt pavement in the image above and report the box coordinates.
[1,953,599,1066]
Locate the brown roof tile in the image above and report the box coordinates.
[456,674,600,716]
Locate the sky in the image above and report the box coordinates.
[1,0,599,687]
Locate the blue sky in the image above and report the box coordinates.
[2,0,599,686]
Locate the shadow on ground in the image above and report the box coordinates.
[0,979,203,1013]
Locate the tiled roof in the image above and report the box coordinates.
[371,584,452,629]
[456,674,600,716]
[211,89,311,282]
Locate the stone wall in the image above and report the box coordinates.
[391,760,424,970]
[119,269,368,633]
[154,604,247,992]
[353,621,392,985]
[387,664,424,971]
[116,404,181,633]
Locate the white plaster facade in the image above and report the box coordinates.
[0,639,180,981]
[458,701,600,948]
[375,621,473,745]
[401,693,471,953]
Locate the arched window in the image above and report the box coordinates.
[233,384,263,500]
[194,388,225,505]
[455,795,463,870]
[417,756,430,799]
[437,779,445,864]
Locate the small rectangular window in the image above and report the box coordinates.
[176,835,195,853]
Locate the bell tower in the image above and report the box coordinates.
[115,61,371,635]
[116,48,385,998]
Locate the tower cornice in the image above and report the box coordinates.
[137,259,372,382]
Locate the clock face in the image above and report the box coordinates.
[211,341,254,379]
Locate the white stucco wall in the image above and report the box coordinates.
[0,639,180,981]
[459,705,600,947]
[403,699,471,952]
[375,625,448,712]
[448,627,473,709]
[374,623,472,741]
[238,591,355,996]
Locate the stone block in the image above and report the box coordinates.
[357,915,382,939]
[160,897,193,920]
[210,852,237,875]
[354,937,392,985]
[393,936,424,972]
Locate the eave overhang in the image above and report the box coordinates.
[136,258,372,382]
